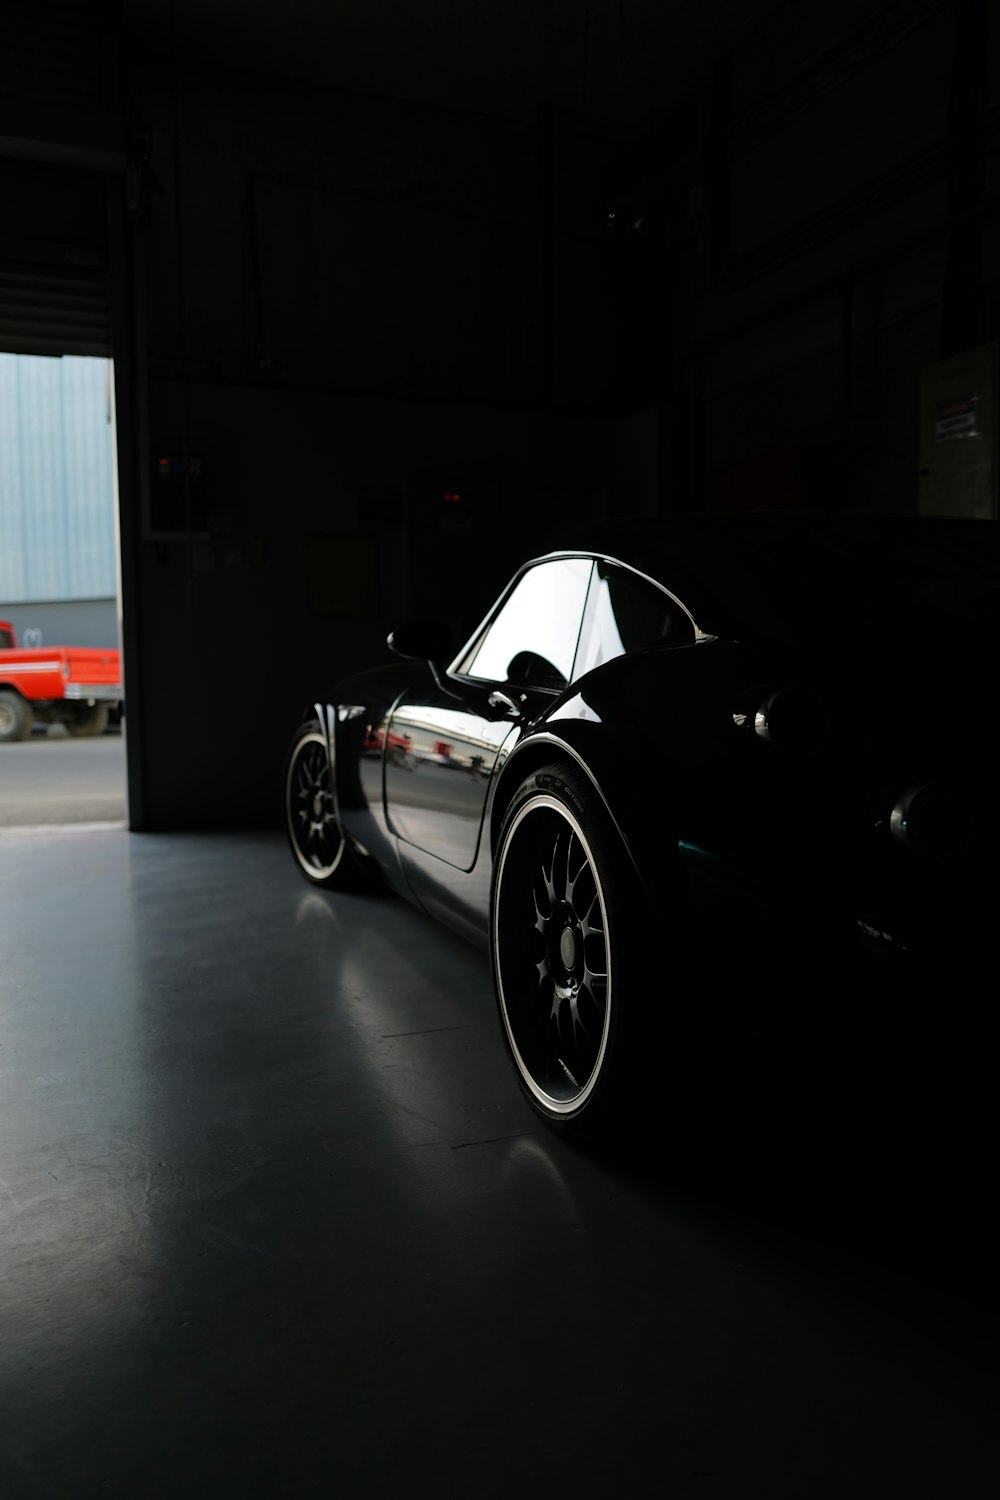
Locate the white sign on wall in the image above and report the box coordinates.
[934,396,979,443]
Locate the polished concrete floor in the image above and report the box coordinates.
[0,826,995,1498]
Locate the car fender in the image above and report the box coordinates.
[492,639,845,917]
[491,717,691,922]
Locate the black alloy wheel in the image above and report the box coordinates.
[284,720,367,889]
[491,761,656,1135]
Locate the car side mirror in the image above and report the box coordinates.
[387,618,452,666]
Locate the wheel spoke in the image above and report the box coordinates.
[532,886,548,935]
[564,831,576,904]
[541,845,558,906]
[578,890,602,940]
[553,1000,588,1087]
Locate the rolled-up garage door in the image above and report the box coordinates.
[0,157,112,358]
[0,260,110,358]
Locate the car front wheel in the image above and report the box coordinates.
[284,720,370,890]
[491,760,660,1137]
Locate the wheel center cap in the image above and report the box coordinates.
[559,927,577,970]
[312,793,323,818]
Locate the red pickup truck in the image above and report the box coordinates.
[0,620,122,742]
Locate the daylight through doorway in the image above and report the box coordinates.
[0,351,126,828]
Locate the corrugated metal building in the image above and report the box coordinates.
[0,352,118,647]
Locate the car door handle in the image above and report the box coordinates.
[488,689,522,719]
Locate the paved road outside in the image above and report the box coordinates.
[0,732,126,826]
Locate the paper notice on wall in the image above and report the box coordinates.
[935,396,979,442]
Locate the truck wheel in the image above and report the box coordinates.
[66,704,109,737]
[0,690,34,743]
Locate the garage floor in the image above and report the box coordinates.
[0,827,995,1498]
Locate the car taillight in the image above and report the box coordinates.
[889,782,971,859]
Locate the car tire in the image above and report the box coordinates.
[491,759,671,1138]
[0,690,33,743]
[66,705,109,737]
[284,719,372,890]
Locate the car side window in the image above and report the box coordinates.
[573,561,694,679]
[460,557,593,690]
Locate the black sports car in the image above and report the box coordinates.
[284,514,998,1136]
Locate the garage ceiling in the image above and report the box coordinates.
[121,0,785,133]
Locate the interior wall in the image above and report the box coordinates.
[8,3,995,828]
[634,0,1000,515]
[122,3,999,824]
[136,378,621,827]
[130,64,648,415]
[116,58,655,826]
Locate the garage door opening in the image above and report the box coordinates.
[0,350,126,829]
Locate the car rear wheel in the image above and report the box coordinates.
[491,761,664,1137]
[284,720,370,889]
[0,690,33,743]
[66,704,109,737]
